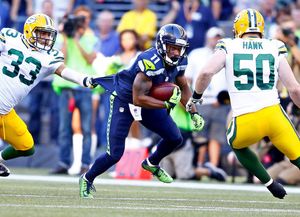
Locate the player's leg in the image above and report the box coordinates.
[228,107,286,198]
[50,90,73,174]
[0,109,35,176]
[140,108,182,183]
[141,108,182,164]
[80,94,133,198]
[208,105,229,167]
[268,105,300,169]
[172,133,197,180]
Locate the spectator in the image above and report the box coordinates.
[259,0,277,37]
[267,159,300,185]
[210,0,234,21]
[117,0,157,50]
[233,0,261,15]
[93,10,120,154]
[10,0,34,32]
[93,29,141,147]
[161,0,217,52]
[94,10,120,57]
[275,18,300,79]
[185,27,229,170]
[0,0,12,29]
[67,0,89,12]
[50,6,98,175]
[27,0,59,145]
[160,104,227,182]
[34,0,72,25]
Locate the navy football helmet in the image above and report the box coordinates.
[156,24,189,66]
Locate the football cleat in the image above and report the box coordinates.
[266,180,287,199]
[79,174,96,199]
[141,159,173,183]
[204,162,227,182]
[0,162,10,177]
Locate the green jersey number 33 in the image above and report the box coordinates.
[2,48,41,86]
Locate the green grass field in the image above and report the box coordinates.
[0,168,299,217]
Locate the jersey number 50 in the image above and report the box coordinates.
[233,53,275,90]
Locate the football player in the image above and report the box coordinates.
[187,8,300,199]
[0,14,97,176]
[79,24,205,198]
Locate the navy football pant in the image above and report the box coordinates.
[86,93,183,182]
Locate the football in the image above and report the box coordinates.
[149,82,178,101]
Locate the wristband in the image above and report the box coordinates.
[192,91,203,99]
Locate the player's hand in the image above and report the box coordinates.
[164,86,181,109]
[191,112,205,131]
[186,97,203,112]
[84,77,98,89]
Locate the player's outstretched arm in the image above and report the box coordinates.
[187,49,226,112]
[278,57,300,108]
[55,64,97,88]
[194,49,226,95]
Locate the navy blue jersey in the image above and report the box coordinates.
[114,47,188,103]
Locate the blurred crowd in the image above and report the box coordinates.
[1,0,300,185]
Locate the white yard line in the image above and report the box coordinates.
[0,203,299,214]
[4,174,300,194]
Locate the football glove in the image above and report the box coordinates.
[164,86,181,110]
[83,77,98,89]
[186,97,203,112]
[191,112,205,131]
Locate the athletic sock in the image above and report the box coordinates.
[233,147,271,183]
[1,146,35,160]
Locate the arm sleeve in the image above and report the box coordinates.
[60,67,87,87]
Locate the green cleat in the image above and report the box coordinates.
[141,159,173,183]
[79,174,96,199]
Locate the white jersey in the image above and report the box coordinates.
[0,28,64,114]
[216,37,287,117]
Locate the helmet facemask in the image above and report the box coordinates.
[30,27,57,51]
[163,42,187,66]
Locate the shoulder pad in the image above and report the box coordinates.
[273,39,288,56]
[48,48,64,65]
[0,31,5,44]
[215,38,231,53]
